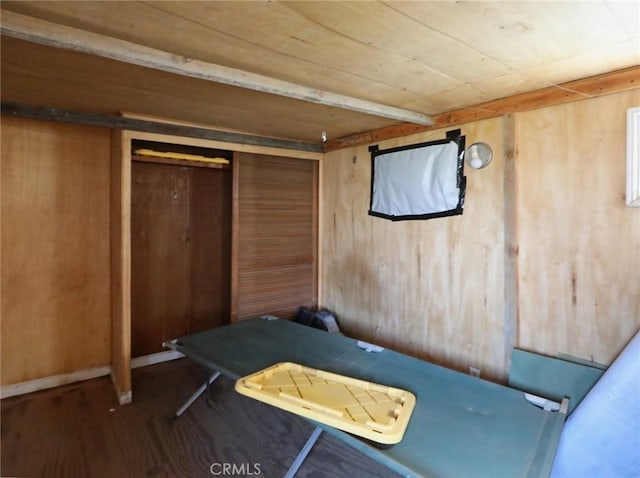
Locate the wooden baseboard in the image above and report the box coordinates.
[0,365,111,399]
[111,351,183,405]
[131,350,184,369]
[0,351,184,401]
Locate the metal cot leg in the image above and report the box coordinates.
[284,426,323,478]
[174,371,221,418]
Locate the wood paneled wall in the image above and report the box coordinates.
[1,117,111,385]
[320,90,640,379]
[3,92,636,390]
[321,119,507,379]
[517,90,640,364]
[235,153,318,321]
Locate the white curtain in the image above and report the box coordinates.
[370,140,462,219]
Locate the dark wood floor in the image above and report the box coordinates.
[1,359,400,478]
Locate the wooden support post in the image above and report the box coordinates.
[110,129,132,404]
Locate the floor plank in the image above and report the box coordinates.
[1,359,400,478]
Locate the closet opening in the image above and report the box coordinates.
[130,139,233,358]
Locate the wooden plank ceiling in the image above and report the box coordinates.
[1,1,639,144]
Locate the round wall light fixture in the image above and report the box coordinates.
[465,142,493,169]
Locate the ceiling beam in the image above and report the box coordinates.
[0,10,434,126]
[325,65,640,151]
[1,102,325,153]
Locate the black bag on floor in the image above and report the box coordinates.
[294,307,341,334]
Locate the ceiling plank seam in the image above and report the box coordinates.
[0,10,434,126]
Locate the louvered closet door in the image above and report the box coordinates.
[234,153,318,321]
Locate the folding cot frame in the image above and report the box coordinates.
[165,317,568,478]
[168,366,320,478]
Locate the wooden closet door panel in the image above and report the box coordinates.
[189,168,232,333]
[131,162,190,356]
[236,154,317,320]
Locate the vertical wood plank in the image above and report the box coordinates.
[317,158,325,306]
[503,114,519,372]
[131,162,191,357]
[111,129,132,403]
[311,161,320,307]
[189,167,232,332]
[230,153,240,322]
